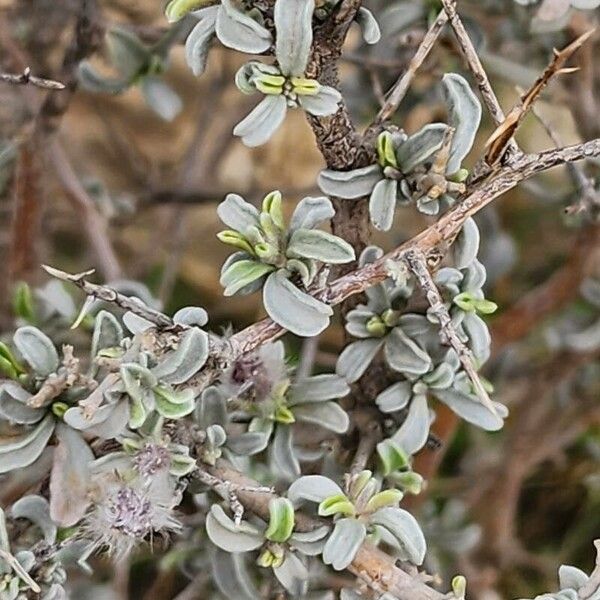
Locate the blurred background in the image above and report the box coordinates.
[0,0,599,598]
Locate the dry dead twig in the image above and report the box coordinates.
[42,265,174,329]
[0,67,65,90]
[368,10,449,132]
[484,29,595,165]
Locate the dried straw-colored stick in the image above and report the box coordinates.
[368,10,449,131]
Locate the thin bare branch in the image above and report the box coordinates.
[529,101,600,217]
[368,10,448,132]
[0,67,65,90]
[440,0,519,160]
[51,138,600,385]
[350,420,382,475]
[42,265,174,329]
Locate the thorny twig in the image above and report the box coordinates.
[529,101,600,218]
[224,138,600,359]
[42,265,174,329]
[49,140,123,281]
[51,138,600,386]
[0,67,65,90]
[484,29,595,165]
[404,249,496,414]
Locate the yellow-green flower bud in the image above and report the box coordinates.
[381,309,400,328]
[217,230,255,255]
[377,131,398,169]
[51,402,69,419]
[164,0,212,22]
[254,242,278,261]
[448,168,469,183]
[257,549,275,568]
[262,191,285,230]
[274,405,295,424]
[366,315,387,337]
[290,77,320,96]
[254,74,285,95]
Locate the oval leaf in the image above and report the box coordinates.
[262,270,332,337]
[287,229,355,264]
[322,518,366,571]
[14,326,59,376]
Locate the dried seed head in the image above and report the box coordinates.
[105,487,153,538]
[82,477,181,558]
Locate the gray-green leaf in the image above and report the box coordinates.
[293,401,349,434]
[0,383,44,425]
[391,395,430,455]
[140,77,183,122]
[205,505,263,552]
[91,310,123,358]
[274,0,315,76]
[299,86,341,116]
[336,338,384,383]
[287,229,355,264]
[220,259,274,296]
[289,196,334,232]
[234,95,288,147]
[78,62,130,94]
[173,306,209,327]
[11,496,56,544]
[106,27,149,79]
[14,326,59,376]
[217,193,260,232]
[263,270,332,337]
[443,73,482,175]
[0,414,54,474]
[376,381,413,413]
[49,423,93,527]
[384,328,431,376]
[185,7,219,76]
[289,374,349,404]
[453,217,480,270]
[396,123,448,173]
[216,0,272,54]
[434,387,505,431]
[355,7,381,44]
[151,327,209,384]
[270,425,300,481]
[322,518,366,571]
[370,506,426,565]
[369,178,398,231]
[318,164,382,199]
[287,475,344,506]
